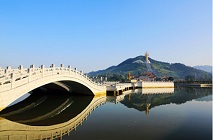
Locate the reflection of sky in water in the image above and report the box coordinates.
[7,93,30,107]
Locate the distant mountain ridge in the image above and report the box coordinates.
[193,65,212,73]
[89,55,211,80]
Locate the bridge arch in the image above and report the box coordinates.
[0,65,106,110]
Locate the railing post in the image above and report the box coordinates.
[41,65,45,77]
[67,128,70,136]
[30,65,35,72]
[28,68,31,82]
[68,65,71,74]
[100,77,103,83]
[51,133,53,140]
[11,73,15,89]
[60,130,62,140]
[0,82,2,92]
[51,64,55,75]
[4,69,8,78]
[18,65,23,74]
[40,134,43,140]
[5,66,11,78]
[61,64,64,74]
[75,68,77,76]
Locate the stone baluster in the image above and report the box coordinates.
[4,69,8,78]
[28,68,31,82]
[75,68,77,76]
[68,65,71,74]
[60,130,62,140]
[100,77,103,83]
[19,65,23,75]
[51,133,53,140]
[51,64,55,75]
[41,65,45,77]
[61,64,64,74]
[30,65,35,72]
[40,134,43,140]
[5,66,11,78]
[11,73,15,89]
[67,128,71,136]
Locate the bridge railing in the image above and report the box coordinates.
[0,64,105,93]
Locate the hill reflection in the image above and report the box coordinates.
[120,87,212,113]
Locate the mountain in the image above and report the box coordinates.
[89,55,211,80]
[193,65,212,73]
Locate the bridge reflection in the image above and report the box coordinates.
[0,90,106,140]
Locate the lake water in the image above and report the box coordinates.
[0,87,212,140]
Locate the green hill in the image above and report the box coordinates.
[88,55,211,80]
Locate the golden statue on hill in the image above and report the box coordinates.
[145,52,149,62]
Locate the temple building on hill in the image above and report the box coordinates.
[137,72,156,81]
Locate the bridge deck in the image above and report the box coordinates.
[106,83,135,96]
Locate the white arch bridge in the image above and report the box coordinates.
[0,64,106,110]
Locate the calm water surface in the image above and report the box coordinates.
[0,87,212,140]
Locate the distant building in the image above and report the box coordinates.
[137,72,156,81]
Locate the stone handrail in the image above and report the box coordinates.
[0,64,105,93]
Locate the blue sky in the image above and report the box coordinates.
[0,0,212,72]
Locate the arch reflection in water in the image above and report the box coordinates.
[0,91,106,140]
